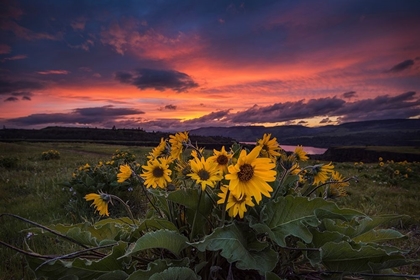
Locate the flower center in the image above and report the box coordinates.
[152,167,164,178]
[197,169,210,180]
[216,155,229,165]
[237,163,254,182]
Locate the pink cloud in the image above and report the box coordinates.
[37,70,70,75]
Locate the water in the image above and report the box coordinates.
[240,142,327,155]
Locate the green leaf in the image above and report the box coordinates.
[26,242,130,279]
[265,271,284,280]
[353,228,405,243]
[320,241,406,272]
[120,229,188,258]
[149,267,199,280]
[250,196,364,247]
[137,218,179,232]
[190,223,277,273]
[322,214,405,239]
[167,189,213,217]
[127,258,190,280]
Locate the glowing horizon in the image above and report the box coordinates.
[1,1,419,132]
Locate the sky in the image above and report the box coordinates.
[1,0,420,132]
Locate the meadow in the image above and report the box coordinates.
[0,141,419,279]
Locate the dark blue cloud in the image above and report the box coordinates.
[115,68,199,93]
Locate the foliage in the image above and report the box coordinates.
[61,149,145,220]
[0,155,19,168]
[41,149,61,160]
[1,137,419,279]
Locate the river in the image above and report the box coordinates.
[240,142,327,155]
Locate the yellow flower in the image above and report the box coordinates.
[217,185,255,219]
[84,192,110,216]
[190,147,205,160]
[225,146,276,204]
[169,131,189,159]
[188,156,223,190]
[394,170,400,175]
[379,162,384,167]
[293,145,309,161]
[379,157,383,162]
[257,133,282,159]
[328,171,349,197]
[147,138,168,160]
[141,157,172,189]
[117,164,132,183]
[312,162,334,185]
[208,146,232,174]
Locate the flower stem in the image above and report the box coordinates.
[109,194,137,226]
[190,188,203,240]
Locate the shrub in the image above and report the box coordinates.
[2,133,418,279]
[41,149,60,160]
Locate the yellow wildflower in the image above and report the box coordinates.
[84,192,110,216]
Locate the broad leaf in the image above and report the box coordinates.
[26,242,129,279]
[250,196,364,247]
[149,267,199,280]
[320,241,406,272]
[127,258,191,280]
[120,229,188,258]
[190,223,277,273]
[353,228,405,243]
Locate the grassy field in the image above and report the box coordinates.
[0,141,419,278]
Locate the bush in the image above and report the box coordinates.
[41,149,60,160]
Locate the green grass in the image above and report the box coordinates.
[1,142,419,278]
[0,142,150,279]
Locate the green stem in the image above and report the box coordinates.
[109,194,137,226]
[272,168,290,199]
[190,188,203,240]
[220,189,230,226]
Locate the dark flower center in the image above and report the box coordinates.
[197,169,210,180]
[152,167,164,178]
[217,155,229,165]
[238,163,254,182]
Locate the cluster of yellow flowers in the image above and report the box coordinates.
[86,132,346,219]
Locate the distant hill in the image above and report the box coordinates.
[190,119,420,147]
[0,126,235,149]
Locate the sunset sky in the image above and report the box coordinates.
[1,0,419,132]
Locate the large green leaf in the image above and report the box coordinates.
[126,258,191,280]
[120,229,188,258]
[320,241,406,272]
[353,228,405,243]
[137,218,179,232]
[190,223,278,273]
[250,196,364,247]
[26,242,130,279]
[167,189,214,217]
[149,267,199,280]
[322,214,405,239]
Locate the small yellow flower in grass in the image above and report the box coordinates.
[147,138,168,160]
[141,157,172,189]
[394,170,400,175]
[379,162,384,167]
[169,131,189,159]
[257,133,282,159]
[293,145,309,161]
[208,146,232,174]
[117,164,132,183]
[329,171,349,197]
[217,185,255,219]
[379,157,383,162]
[225,145,277,204]
[188,156,223,190]
[84,192,110,216]
[312,162,334,185]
